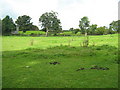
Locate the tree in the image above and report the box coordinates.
[15,15,32,33]
[79,16,90,47]
[79,16,90,36]
[39,11,62,36]
[31,25,39,31]
[69,28,74,31]
[109,20,119,33]
[95,26,108,35]
[73,28,80,34]
[69,28,79,34]
[88,24,97,35]
[41,28,46,32]
[2,15,16,35]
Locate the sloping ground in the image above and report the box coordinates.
[2,45,118,88]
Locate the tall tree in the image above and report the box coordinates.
[39,11,62,36]
[79,16,90,47]
[2,15,16,35]
[109,20,119,33]
[79,16,90,36]
[15,15,32,33]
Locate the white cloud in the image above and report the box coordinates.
[0,0,119,29]
[58,0,118,29]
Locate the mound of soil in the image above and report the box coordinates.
[76,68,85,71]
[90,65,109,70]
[76,65,109,71]
[50,62,60,65]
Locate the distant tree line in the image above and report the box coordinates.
[1,11,119,36]
[2,15,39,35]
[71,16,119,35]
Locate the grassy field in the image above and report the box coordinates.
[2,34,118,88]
[18,31,46,35]
[18,30,81,36]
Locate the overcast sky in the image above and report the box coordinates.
[0,0,119,30]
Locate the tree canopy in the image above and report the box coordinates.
[88,24,97,35]
[39,11,62,36]
[79,16,90,36]
[95,26,108,35]
[15,15,32,33]
[31,25,39,31]
[2,15,16,35]
[1,14,119,36]
[109,20,119,33]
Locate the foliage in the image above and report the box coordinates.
[73,28,80,34]
[109,20,118,33]
[79,16,90,35]
[69,28,74,31]
[15,15,33,33]
[31,25,39,31]
[18,31,45,36]
[2,15,16,35]
[95,26,108,35]
[107,28,116,34]
[39,11,62,36]
[2,14,119,36]
[17,30,81,36]
[41,28,46,32]
[88,24,97,35]
[69,28,80,34]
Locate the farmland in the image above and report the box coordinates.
[2,34,118,88]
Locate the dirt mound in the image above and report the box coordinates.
[50,62,60,65]
[76,65,109,71]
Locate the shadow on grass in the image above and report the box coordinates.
[2,45,120,64]
[3,44,118,62]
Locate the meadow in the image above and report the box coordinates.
[18,30,81,36]
[2,34,118,88]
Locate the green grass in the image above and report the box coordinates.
[58,31,81,36]
[18,31,46,35]
[2,34,118,88]
[2,34,118,51]
[18,30,81,36]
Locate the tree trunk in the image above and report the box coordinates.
[85,29,87,37]
[85,32,87,37]
[46,27,48,37]
[84,29,89,47]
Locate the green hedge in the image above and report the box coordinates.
[18,30,82,36]
[19,31,46,35]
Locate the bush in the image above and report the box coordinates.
[95,27,108,35]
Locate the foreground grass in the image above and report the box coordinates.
[2,34,118,88]
[3,45,118,88]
